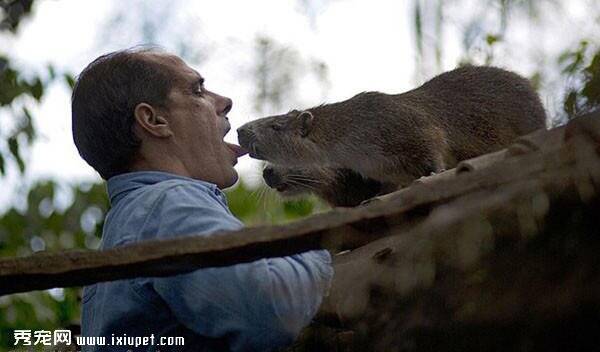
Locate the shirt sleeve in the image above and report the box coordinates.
[148,184,334,352]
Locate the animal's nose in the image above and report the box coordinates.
[237,126,255,149]
[263,166,281,188]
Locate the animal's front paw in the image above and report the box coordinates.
[430,168,446,176]
[359,196,381,206]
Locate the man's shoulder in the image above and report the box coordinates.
[131,177,222,208]
[141,179,242,239]
[126,177,234,224]
[104,177,240,245]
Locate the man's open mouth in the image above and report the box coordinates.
[225,142,248,158]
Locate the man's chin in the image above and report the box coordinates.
[219,170,239,190]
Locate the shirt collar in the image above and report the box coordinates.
[107,171,221,206]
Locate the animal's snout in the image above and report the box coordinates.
[237,126,255,150]
[263,166,282,189]
[237,125,266,159]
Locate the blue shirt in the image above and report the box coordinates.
[81,171,333,352]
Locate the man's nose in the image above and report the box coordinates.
[216,95,232,116]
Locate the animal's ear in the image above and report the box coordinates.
[299,111,314,138]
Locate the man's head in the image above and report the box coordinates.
[72,47,245,188]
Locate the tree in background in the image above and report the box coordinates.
[561,39,600,118]
[410,0,600,123]
[1,0,42,175]
[0,0,111,346]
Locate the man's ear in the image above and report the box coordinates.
[134,103,173,138]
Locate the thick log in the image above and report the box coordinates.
[320,163,599,322]
[294,162,600,351]
[341,181,600,352]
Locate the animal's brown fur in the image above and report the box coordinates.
[238,66,547,186]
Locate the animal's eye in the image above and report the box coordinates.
[271,123,283,131]
[194,86,205,97]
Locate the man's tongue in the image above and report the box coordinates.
[225,142,249,158]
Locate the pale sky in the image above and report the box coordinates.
[0,0,596,208]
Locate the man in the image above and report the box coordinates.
[72,47,333,352]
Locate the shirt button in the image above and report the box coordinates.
[214,188,226,201]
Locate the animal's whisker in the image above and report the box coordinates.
[285,179,319,191]
[286,175,325,184]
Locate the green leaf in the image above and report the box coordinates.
[47,64,56,80]
[529,71,541,91]
[8,136,25,173]
[414,0,423,57]
[564,90,578,118]
[485,34,501,46]
[21,106,36,142]
[558,51,574,65]
[64,73,76,89]
[30,78,43,101]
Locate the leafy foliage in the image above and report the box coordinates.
[0,0,34,33]
[0,181,108,257]
[0,57,43,105]
[226,180,327,226]
[560,41,600,118]
[0,4,78,177]
[0,56,43,175]
[0,180,108,347]
[0,1,103,347]
[410,0,599,124]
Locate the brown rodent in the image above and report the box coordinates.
[238,66,547,186]
[263,164,395,207]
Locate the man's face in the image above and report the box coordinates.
[147,53,244,188]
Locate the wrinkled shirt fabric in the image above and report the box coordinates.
[81,171,333,352]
